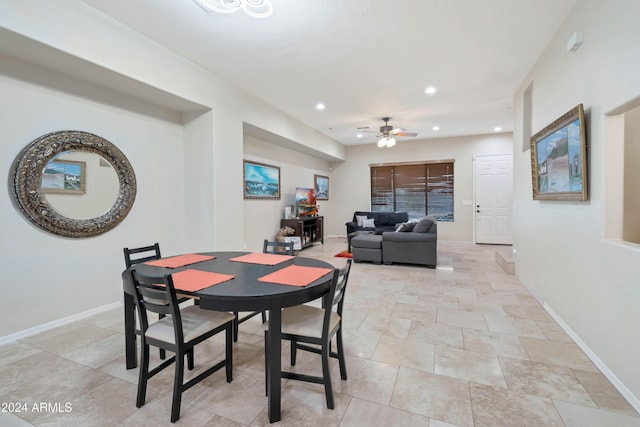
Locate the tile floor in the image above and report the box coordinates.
[1,238,639,426]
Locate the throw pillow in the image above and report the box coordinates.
[362,218,375,228]
[396,222,416,232]
[412,217,434,233]
[356,215,368,227]
[395,223,404,232]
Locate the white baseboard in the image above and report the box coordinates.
[0,302,122,347]
[542,302,640,413]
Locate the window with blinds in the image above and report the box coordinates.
[370,162,454,221]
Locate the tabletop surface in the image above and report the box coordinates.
[124,251,335,311]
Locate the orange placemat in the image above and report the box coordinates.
[229,252,294,265]
[169,269,234,292]
[144,254,215,268]
[257,265,333,287]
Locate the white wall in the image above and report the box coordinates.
[328,133,513,240]
[243,135,331,252]
[0,57,186,336]
[512,0,640,406]
[0,0,343,337]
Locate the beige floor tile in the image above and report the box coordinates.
[519,336,599,372]
[499,356,595,406]
[390,302,437,322]
[358,312,412,338]
[434,346,507,388]
[436,308,487,331]
[484,313,546,338]
[573,369,639,416]
[342,327,381,359]
[438,286,478,300]
[340,397,430,426]
[329,355,399,405]
[390,367,473,427]
[408,319,464,348]
[470,383,565,427]
[0,351,113,405]
[554,399,640,427]
[372,335,435,372]
[462,328,529,359]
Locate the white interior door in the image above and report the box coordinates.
[474,154,513,244]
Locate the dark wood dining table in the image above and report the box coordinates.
[122,251,336,423]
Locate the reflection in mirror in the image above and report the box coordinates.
[41,151,120,220]
[9,130,136,238]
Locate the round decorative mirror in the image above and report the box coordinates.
[9,130,136,238]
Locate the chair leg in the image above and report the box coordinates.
[322,341,334,409]
[170,351,185,423]
[264,330,269,396]
[233,312,239,342]
[187,349,194,370]
[336,329,347,380]
[225,323,233,383]
[136,341,150,408]
[290,338,298,366]
[158,314,167,360]
[261,310,267,323]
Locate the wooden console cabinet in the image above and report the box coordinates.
[280,216,324,249]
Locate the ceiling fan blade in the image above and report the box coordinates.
[393,131,418,137]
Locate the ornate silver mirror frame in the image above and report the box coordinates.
[9,130,136,238]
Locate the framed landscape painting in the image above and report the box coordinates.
[530,104,587,201]
[243,160,280,199]
[314,174,329,200]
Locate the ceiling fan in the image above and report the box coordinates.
[358,117,418,147]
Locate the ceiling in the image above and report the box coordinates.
[83,0,576,146]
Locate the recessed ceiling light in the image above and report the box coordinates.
[432,126,440,131]
[494,126,502,132]
[424,86,437,95]
[315,102,325,111]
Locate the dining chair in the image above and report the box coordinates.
[123,243,162,268]
[264,259,352,409]
[232,239,295,342]
[124,243,191,361]
[126,268,234,423]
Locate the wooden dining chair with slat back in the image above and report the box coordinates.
[126,269,234,422]
[123,243,190,361]
[264,259,352,409]
[232,239,295,342]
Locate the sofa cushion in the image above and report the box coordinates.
[413,217,434,233]
[351,234,383,249]
[362,218,375,228]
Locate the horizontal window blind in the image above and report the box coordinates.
[370,162,454,222]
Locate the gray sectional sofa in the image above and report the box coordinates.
[351,215,437,268]
[345,211,409,235]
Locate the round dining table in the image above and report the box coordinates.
[122,251,336,423]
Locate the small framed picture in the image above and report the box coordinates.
[243,160,281,200]
[314,174,329,200]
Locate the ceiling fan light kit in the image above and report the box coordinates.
[374,117,414,148]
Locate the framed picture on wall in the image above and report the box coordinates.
[530,104,588,201]
[41,159,86,195]
[243,160,281,199]
[314,174,329,200]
